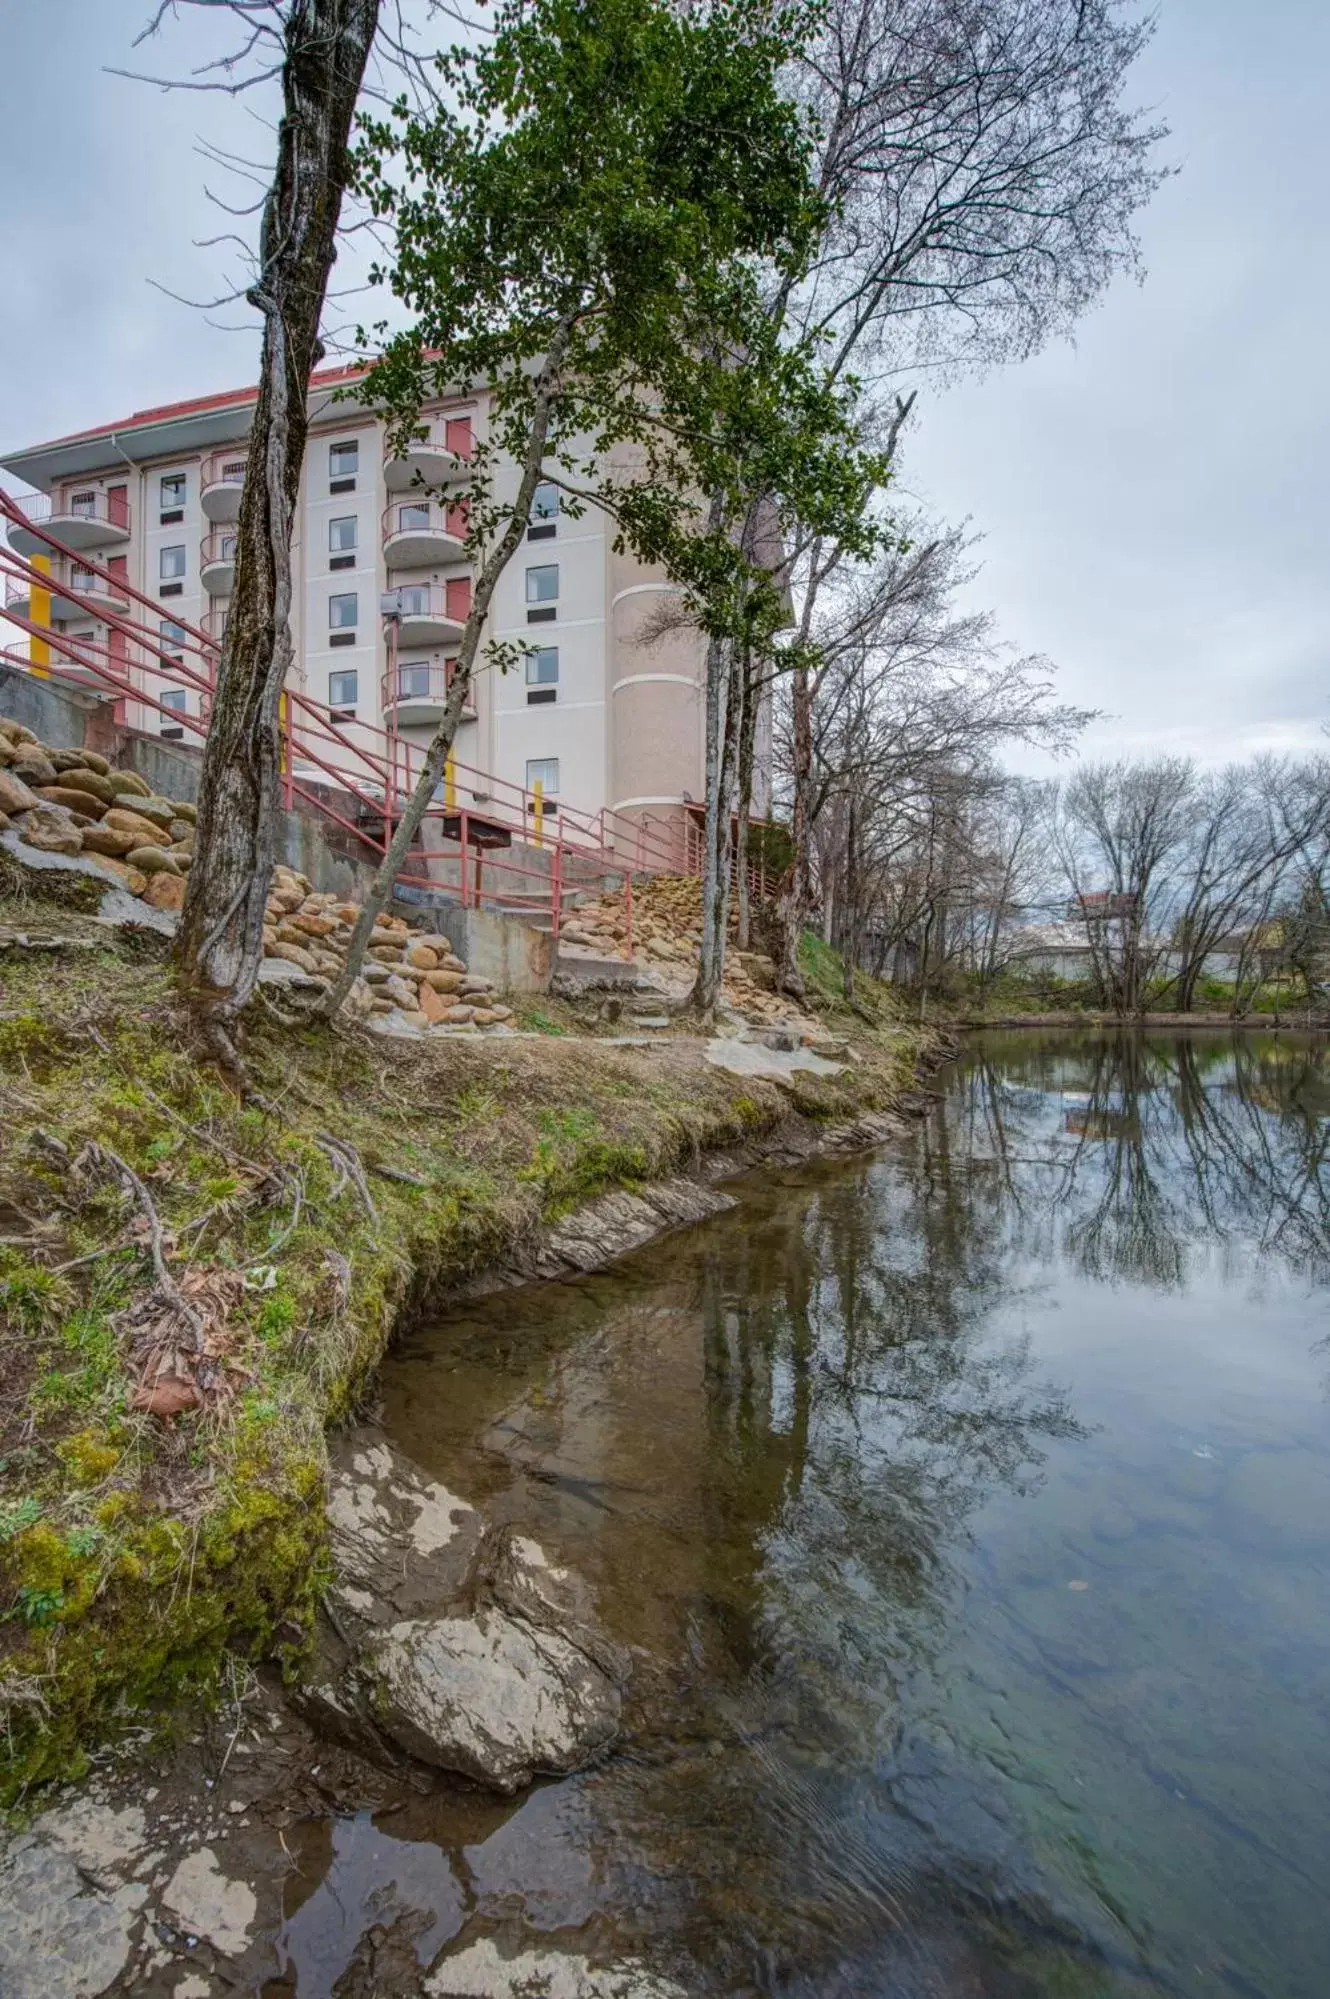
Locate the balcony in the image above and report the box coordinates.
[381,660,475,729]
[380,580,469,647]
[6,491,131,557]
[3,569,129,624]
[200,527,237,595]
[200,449,247,521]
[381,499,467,569]
[383,419,473,495]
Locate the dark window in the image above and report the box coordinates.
[328,669,358,713]
[527,687,557,706]
[329,516,357,569]
[528,481,559,540]
[329,439,358,492]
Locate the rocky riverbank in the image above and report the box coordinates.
[0,867,936,1812]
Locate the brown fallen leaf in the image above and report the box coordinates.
[131,1372,204,1418]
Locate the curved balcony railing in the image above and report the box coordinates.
[381,498,468,565]
[381,659,475,721]
[200,449,247,520]
[199,528,238,593]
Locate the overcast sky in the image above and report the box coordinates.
[1,0,1326,769]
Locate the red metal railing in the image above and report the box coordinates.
[381,660,476,717]
[200,450,247,494]
[200,528,238,572]
[381,498,469,551]
[6,490,131,535]
[0,487,745,950]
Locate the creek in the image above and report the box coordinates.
[275,1029,1330,1997]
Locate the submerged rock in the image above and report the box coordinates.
[302,1435,626,1793]
[426,1939,686,1997]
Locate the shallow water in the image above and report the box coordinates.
[298,1031,1330,1995]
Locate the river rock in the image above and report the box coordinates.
[126,844,181,876]
[58,767,118,805]
[16,804,82,855]
[0,768,39,817]
[365,1607,620,1792]
[301,1435,626,1793]
[143,872,187,913]
[0,718,36,744]
[78,749,112,776]
[421,968,463,994]
[426,1939,686,1997]
[36,783,107,819]
[11,749,57,787]
[169,796,196,822]
[115,793,176,831]
[108,768,150,797]
[104,804,169,846]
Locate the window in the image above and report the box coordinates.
[328,669,358,714]
[526,563,558,623]
[70,491,96,519]
[329,439,358,492]
[160,473,186,522]
[70,565,96,594]
[160,687,188,738]
[398,502,431,533]
[398,662,433,700]
[329,591,358,646]
[329,516,357,570]
[159,619,187,659]
[160,544,186,579]
[528,482,559,541]
[526,645,558,686]
[526,757,559,796]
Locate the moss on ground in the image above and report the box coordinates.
[0,904,927,1801]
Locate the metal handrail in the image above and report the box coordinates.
[381,661,476,715]
[200,450,247,490]
[381,498,469,547]
[200,528,238,567]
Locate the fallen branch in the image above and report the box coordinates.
[368,1161,429,1187]
[315,1131,378,1225]
[74,1141,206,1351]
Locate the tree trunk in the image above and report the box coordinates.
[734,645,760,951]
[694,632,732,1019]
[779,658,813,996]
[178,0,380,1063]
[321,325,574,1015]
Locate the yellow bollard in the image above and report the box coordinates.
[29,554,51,676]
[532,777,544,849]
[444,752,457,810]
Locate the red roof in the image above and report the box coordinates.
[26,359,371,452]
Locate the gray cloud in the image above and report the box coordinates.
[2,0,1325,768]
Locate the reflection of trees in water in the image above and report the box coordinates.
[954,1031,1330,1293]
[591,1033,1330,1989]
[582,1112,1091,1989]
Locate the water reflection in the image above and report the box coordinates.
[358,1033,1330,1998]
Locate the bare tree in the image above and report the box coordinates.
[140,0,383,1074]
[740,0,1171,996]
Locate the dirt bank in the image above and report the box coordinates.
[0,905,937,1801]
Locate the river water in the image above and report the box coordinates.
[292,1031,1330,1996]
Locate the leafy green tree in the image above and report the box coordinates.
[322,0,881,1017]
